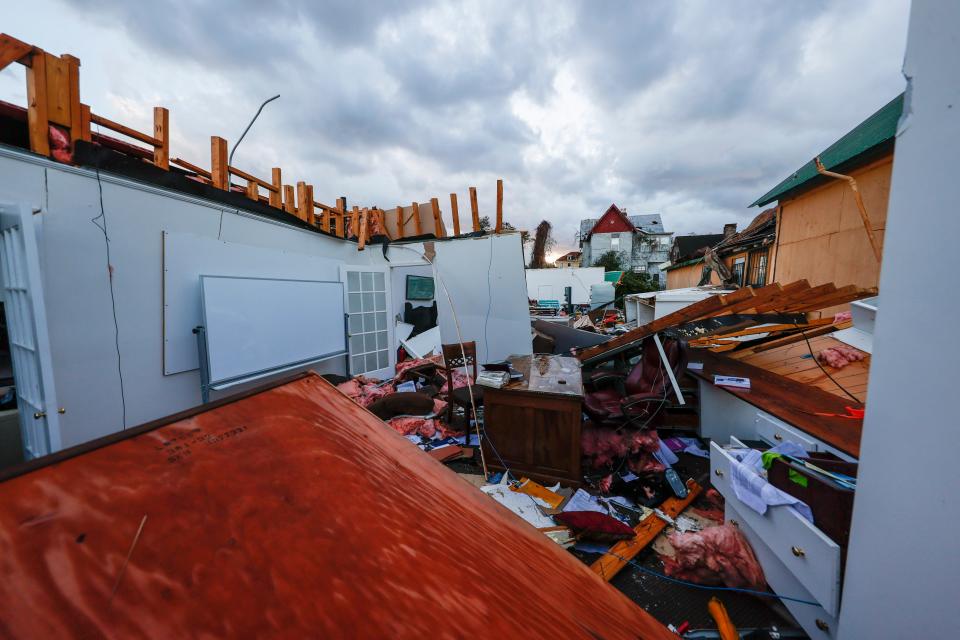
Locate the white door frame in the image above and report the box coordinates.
[339,265,395,380]
[0,203,62,458]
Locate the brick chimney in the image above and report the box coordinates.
[723,223,737,238]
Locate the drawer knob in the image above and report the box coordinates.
[816,619,829,631]
[791,546,806,557]
[774,433,783,441]
[714,469,724,477]
[33,411,46,420]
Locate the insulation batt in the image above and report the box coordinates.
[387,417,438,439]
[817,344,865,369]
[335,376,395,408]
[662,524,766,591]
[581,427,661,469]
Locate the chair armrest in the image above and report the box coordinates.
[621,392,666,413]
[586,370,626,389]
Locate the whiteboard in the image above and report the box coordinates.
[200,276,346,386]
[163,232,343,375]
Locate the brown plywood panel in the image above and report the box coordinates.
[0,374,672,639]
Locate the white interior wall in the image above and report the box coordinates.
[0,149,532,451]
[388,235,532,363]
[838,5,960,637]
[390,264,434,324]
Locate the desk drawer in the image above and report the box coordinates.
[727,503,839,640]
[755,413,819,450]
[710,442,842,616]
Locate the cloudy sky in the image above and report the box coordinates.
[2,0,909,256]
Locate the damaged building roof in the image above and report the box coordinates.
[751,93,904,207]
[0,373,674,639]
[579,205,665,239]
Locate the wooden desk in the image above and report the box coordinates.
[688,350,862,457]
[481,355,584,487]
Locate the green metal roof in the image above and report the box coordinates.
[750,93,904,207]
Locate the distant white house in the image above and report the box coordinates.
[525,267,606,305]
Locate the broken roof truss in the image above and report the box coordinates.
[0,33,509,249]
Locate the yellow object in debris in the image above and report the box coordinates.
[708,597,738,640]
[510,477,565,510]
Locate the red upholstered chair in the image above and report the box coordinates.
[582,337,687,428]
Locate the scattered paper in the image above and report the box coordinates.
[562,488,607,514]
[481,484,556,528]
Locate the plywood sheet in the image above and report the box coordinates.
[0,374,672,639]
[733,335,870,400]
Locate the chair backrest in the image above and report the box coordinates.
[442,341,478,382]
[623,337,684,397]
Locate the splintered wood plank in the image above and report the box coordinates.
[64,55,81,144]
[335,198,347,237]
[747,322,848,353]
[0,33,33,71]
[412,201,422,236]
[591,480,702,582]
[580,288,754,362]
[752,279,812,313]
[25,49,50,155]
[395,205,405,239]
[283,185,296,215]
[269,168,282,209]
[430,198,445,237]
[211,136,228,190]
[762,282,836,313]
[495,179,503,233]
[469,186,480,231]
[351,206,360,238]
[450,193,461,235]
[358,208,369,250]
[789,287,877,313]
[714,283,782,316]
[153,107,169,169]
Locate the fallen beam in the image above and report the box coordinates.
[590,479,702,582]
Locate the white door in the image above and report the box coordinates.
[340,266,394,379]
[0,203,62,458]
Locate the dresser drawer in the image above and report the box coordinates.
[755,413,820,450]
[727,503,839,639]
[710,442,842,616]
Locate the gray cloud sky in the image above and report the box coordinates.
[1,0,909,255]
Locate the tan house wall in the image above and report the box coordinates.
[666,263,704,289]
[770,155,891,290]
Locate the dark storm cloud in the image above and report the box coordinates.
[52,0,909,242]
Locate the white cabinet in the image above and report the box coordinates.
[711,441,844,624]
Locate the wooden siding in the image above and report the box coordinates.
[770,155,892,290]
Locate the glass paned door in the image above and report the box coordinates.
[342,267,392,378]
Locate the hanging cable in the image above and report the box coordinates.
[389,244,489,477]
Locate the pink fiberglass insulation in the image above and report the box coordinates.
[662,524,767,591]
[817,344,866,369]
[336,376,396,408]
[387,417,438,439]
[581,426,661,469]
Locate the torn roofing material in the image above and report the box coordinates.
[751,93,904,208]
[0,373,674,639]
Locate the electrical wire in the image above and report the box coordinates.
[91,130,127,429]
[788,319,863,404]
[483,234,494,362]
[602,551,820,607]
[388,243,489,476]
